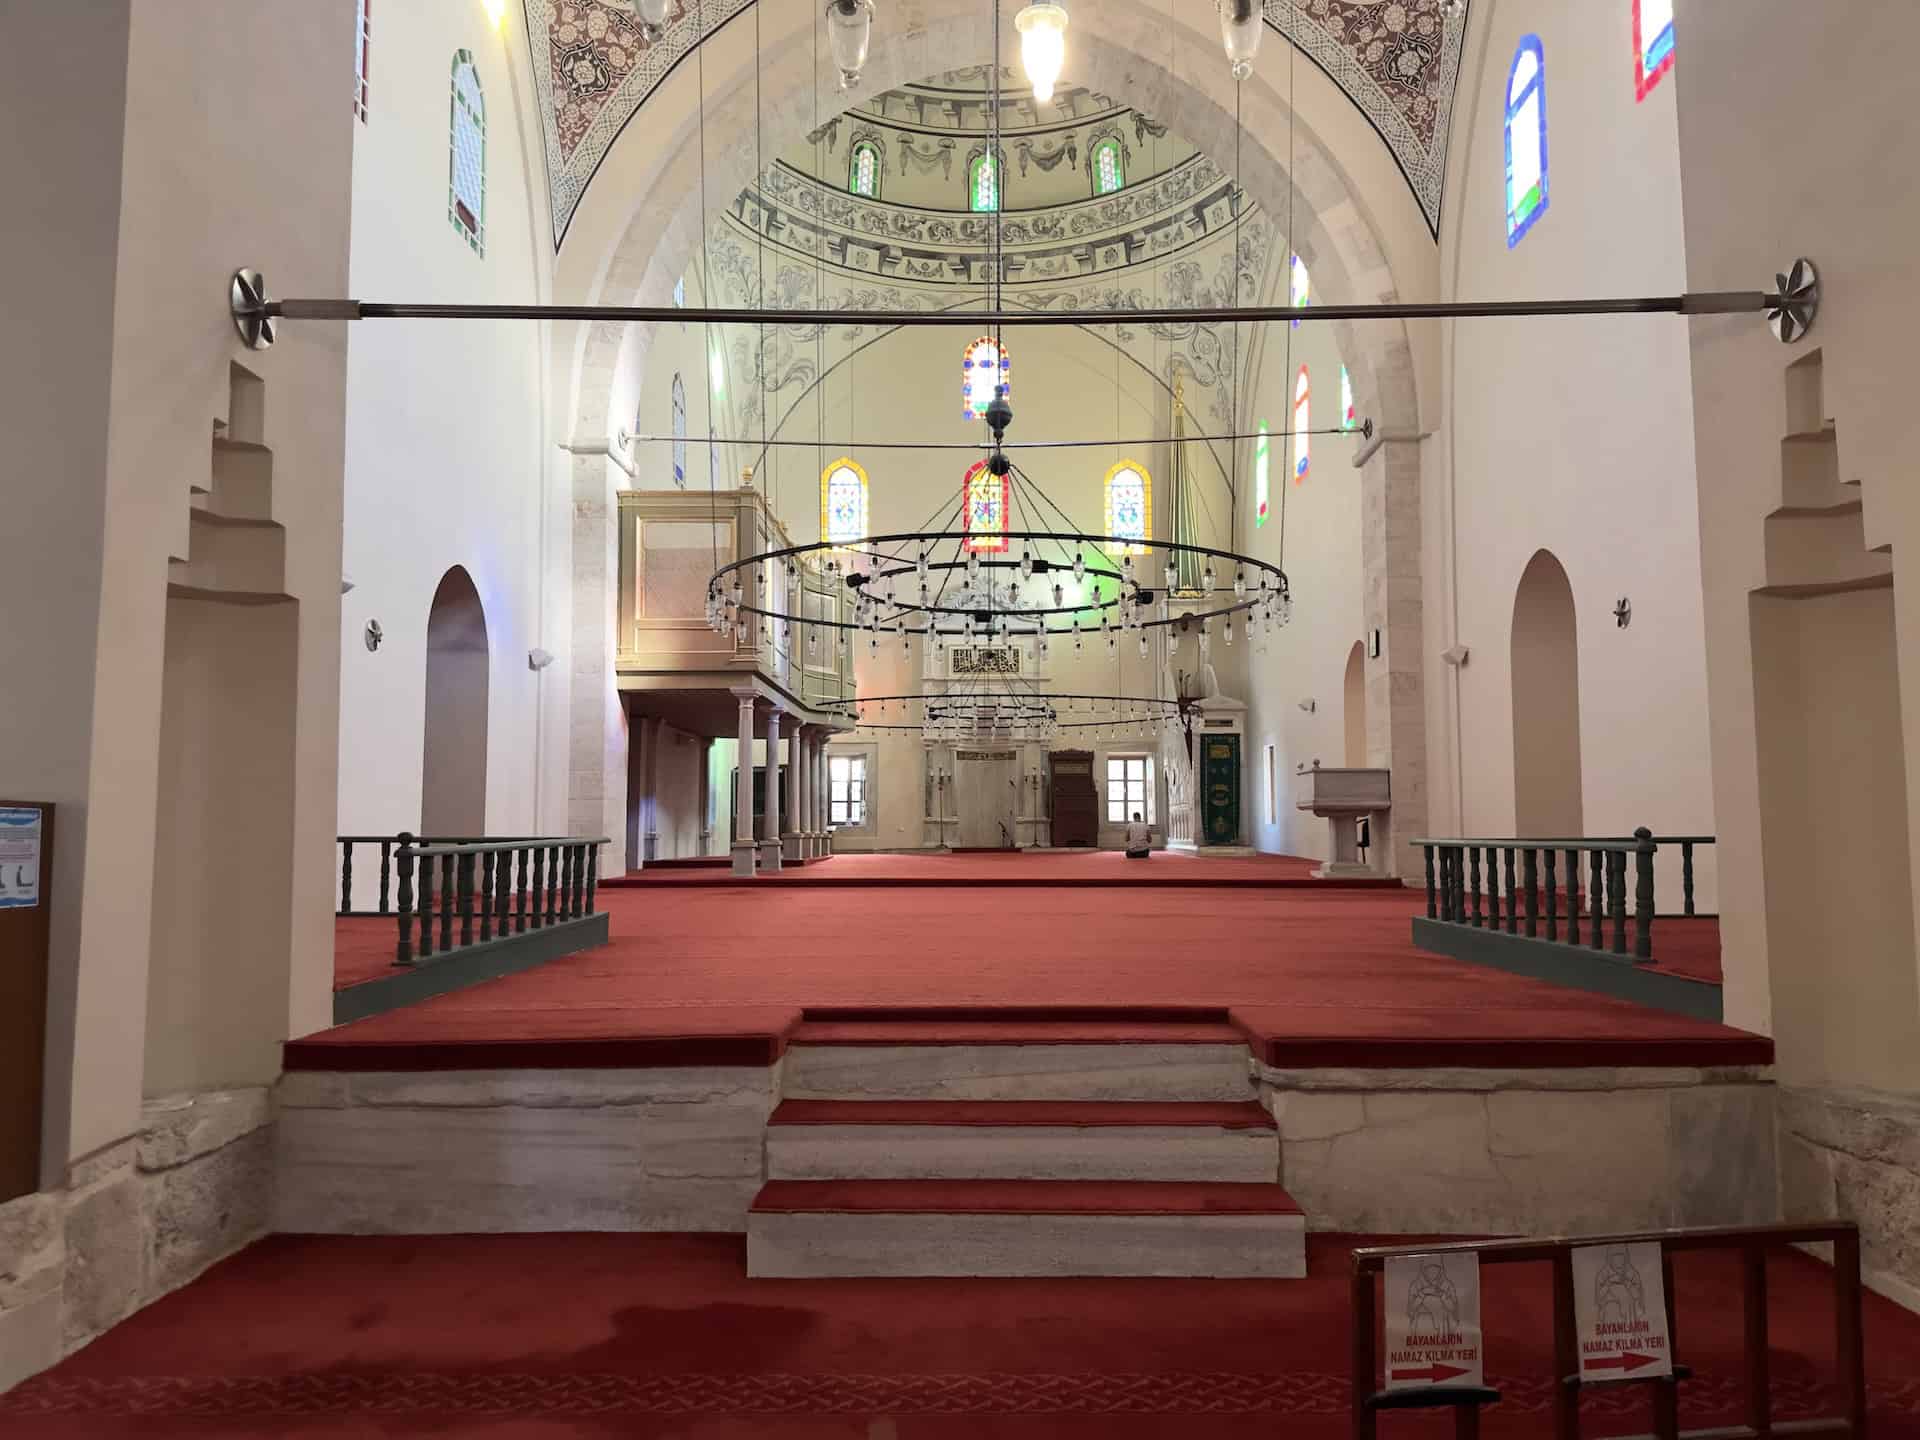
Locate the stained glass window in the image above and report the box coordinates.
[1634,0,1675,100]
[961,335,1010,421]
[670,373,686,487]
[969,153,1000,213]
[448,51,486,255]
[1292,367,1310,485]
[1341,365,1356,430]
[962,460,1009,553]
[1290,254,1309,328]
[1505,37,1547,248]
[1104,462,1150,552]
[850,141,881,198]
[821,458,869,548]
[1092,139,1124,196]
[354,0,371,121]
[1253,422,1270,527]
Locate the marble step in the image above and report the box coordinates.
[780,1021,1256,1102]
[746,1179,1306,1278]
[765,1099,1278,1181]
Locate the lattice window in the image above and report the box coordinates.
[829,754,867,826]
[1292,367,1311,485]
[1290,254,1309,328]
[671,373,687,487]
[1254,421,1271,527]
[1092,139,1124,196]
[1634,0,1675,100]
[448,51,486,254]
[1505,37,1548,247]
[961,335,1010,421]
[354,0,371,121]
[1341,365,1357,430]
[969,153,1000,212]
[962,460,1009,553]
[849,141,882,198]
[821,458,869,548]
[1107,756,1151,825]
[1105,461,1150,553]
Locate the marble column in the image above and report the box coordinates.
[697,737,713,857]
[784,725,804,863]
[815,734,832,856]
[800,727,818,858]
[761,706,784,873]
[730,689,757,877]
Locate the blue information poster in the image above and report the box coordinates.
[0,806,42,909]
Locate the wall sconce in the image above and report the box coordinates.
[528,648,556,671]
[363,620,383,652]
[1442,644,1470,667]
[1297,698,1317,713]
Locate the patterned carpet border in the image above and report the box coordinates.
[5,1372,1919,1418]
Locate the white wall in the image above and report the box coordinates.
[1424,0,1715,899]
[336,0,565,843]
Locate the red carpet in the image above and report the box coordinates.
[5,1232,1918,1437]
[305,885,1765,1071]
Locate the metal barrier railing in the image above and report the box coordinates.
[1350,1222,1865,1439]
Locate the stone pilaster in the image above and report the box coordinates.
[1357,434,1428,879]
[568,448,628,877]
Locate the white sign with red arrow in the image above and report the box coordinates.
[1383,1253,1484,1391]
[1571,1241,1674,1382]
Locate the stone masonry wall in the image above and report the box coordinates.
[1778,1086,1920,1313]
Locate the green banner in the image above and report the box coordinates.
[1201,734,1240,846]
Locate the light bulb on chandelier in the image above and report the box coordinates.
[634,0,673,43]
[1218,0,1261,80]
[1015,1,1069,104]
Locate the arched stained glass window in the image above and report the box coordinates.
[1290,254,1309,328]
[821,458,869,548]
[670,373,687,487]
[1104,462,1151,552]
[961,335,1010,421]
[962,460,1009,552]
[354,0,371,121]
[1341,365,1357,430]
[1092,139,1124,196]
[1253,422,1271,528]
[969,153,1000,213]
[849,141,882,198]
[1292,367,1311,485]
[448,50,486,255]
[1634,0,1675,100]
[1505,37,1547,248]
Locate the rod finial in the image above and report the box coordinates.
[1769,257,1819,344]
[230,268,275,350]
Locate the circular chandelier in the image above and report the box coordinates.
[705,528,1291,661]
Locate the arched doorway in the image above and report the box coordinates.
[1510,549,1583,836]
[1343,641,1367,768]
[422,565,489,835]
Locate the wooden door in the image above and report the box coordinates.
[0,802,50,1201]
[1049,750,1097,848]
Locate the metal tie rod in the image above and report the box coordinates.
[229,259,1819,350]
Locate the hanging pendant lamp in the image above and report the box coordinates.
[1218,0,1261,80]
[826,0,875,90]
[1015,1,1069,104]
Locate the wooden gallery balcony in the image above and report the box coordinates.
[615,486,855,728]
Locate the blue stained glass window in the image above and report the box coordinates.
[448,51,486,255]
[961,336,1010,421]
[1105,462,1150,553]
[1635,0,1675,99]
[1292,367,1310,485]
[1505,37,1547,248]
[354,0,370,121]
[671,373,686,487]
[1289,254,1309,328]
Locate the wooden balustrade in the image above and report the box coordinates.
[393,835,608,967]
[1415,831,1715,966]
[1350,1221,1865,1440]
[336,832,548,916]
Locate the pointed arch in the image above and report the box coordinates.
[422,565,490,835]
[821,457,869,549]
[1505,36,1548,247]
[448,50,486,255]
[1511,549,1583,836]
[1104,461,1151,552]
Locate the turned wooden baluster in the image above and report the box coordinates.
[338,840,353,917]
[545,845,561,925]
[1503,847,1518,935]
[1487,849,1501,931]
[378,839,394,916]
[495,847,512,935]
[1543,848,1558,942]
[1424,845,1437,919]
[438,853,454,952]
[1590,850,1605,938]
[479,852,495,942]
[394,834,416,966]
[415,847,435,961]
[1523,848,1539,938]
[531,846,547,927]
[1469,846,1483,927]
[1633,827,1656,961]
[457,852,476,948]
[585,845,599,915]
[514,847,529,933]
[1565,848,1583,947]
[1681,841,1697,917]
[1609,850,1629,955]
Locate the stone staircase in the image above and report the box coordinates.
[167,366,290,605]
[1759,350,1890,599]
[746,1013,1305,1278]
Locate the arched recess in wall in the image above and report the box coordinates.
[1510,549,1583,837]
[1343,641,1367,768]
[421,565,490,835]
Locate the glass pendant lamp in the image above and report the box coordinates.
[826,0,875,89]
[1015,2,1069,103]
